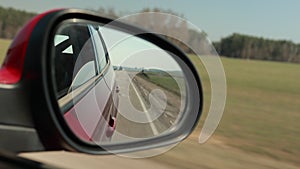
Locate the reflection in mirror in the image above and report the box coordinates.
[51,21,187,146]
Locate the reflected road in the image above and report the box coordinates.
[111,70,183,142]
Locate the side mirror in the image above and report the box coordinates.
[0,9,202,154]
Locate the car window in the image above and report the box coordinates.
[54,24,97,98]
[89,26,108,73]
[54,34,75,97]
[54,35,73,54]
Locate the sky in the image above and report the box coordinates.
[2,0,300,43]
[100,26,182,71]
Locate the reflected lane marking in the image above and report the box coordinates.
[131,79,159,136]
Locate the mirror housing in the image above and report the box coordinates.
[0,9,203,154]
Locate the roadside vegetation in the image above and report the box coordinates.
[137,71,181,96]
[0,6,36,39]
[214,33,300,63]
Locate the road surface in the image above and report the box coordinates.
[111,70,183,143]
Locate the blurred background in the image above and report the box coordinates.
[1,1,299,168]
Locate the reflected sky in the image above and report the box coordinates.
[99,26,182,71]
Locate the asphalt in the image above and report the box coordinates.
[111,70,181,143]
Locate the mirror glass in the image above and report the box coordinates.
[51,21,188,145]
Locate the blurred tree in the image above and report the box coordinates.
[216,33,300,63]
[0,6,36,39]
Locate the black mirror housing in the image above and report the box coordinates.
[0,9,203,154]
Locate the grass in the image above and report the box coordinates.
[215,58,300,163]
[1,39,299,168]
[149,55,300,168]
[0,39,11,63]
[137,72,181,96]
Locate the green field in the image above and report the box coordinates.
[214,57,300,158]
[1,39,299,168]
[137,72,181,96]
[0,39,11,63]
[150,55,300,168]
